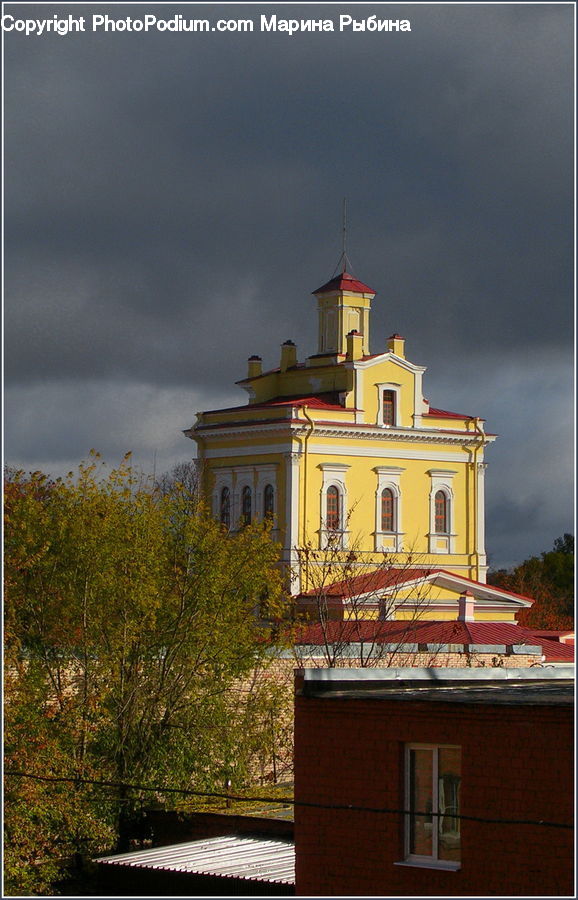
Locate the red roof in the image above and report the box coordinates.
[313,271,375,295]
[293,620,574,663]
[426,407,476,420]
[256,393,345,410]
[299,567,536,606]
[199,392,347,416]
[300,567,434,598]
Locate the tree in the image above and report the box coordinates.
[155,460,200,506]
[488,534,574,630]
[4,454,285,892]
[292,527,439,668]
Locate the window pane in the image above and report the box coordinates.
[438,748,461,863]
[435,491,447,533]
[242,486,252,524]
[381,489,394,532]
[383,390,395,426]
[409,748,433,857]
[326,486,340,531]
[264,484,274,517]
[220,488,230,528]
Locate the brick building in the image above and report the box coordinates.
[294,667,574,897]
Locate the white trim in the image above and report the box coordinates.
[376,383,402,427]
[428,470,457,554]
[193,422,497,448]
[331,569,533,608]
[234,472,255,528]
[350,352,427,376]
[285,451,301,593]
[476,463,487,576]
[319,463,349,549]
[374,466,404,552]
[354,367,364,424]
[203,443,471,461]
[255,464,278,522]
[404,743,461,867]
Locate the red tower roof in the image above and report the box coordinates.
[313,271,376,295]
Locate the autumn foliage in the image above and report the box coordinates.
[4,454,287,894]
[488,534,574,630]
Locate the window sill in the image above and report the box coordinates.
[394,860,461,872]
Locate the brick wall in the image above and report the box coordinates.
[294,692,573,896]
[238,651,540,784]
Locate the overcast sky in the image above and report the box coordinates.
[4,2,574,569]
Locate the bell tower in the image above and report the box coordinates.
[313,271,376,358]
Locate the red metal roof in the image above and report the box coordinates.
[426,407,476,420]
[313,271,375,295]
[255,392,345,410]
[293,620,574,662]
[299,567,535,605]
[300,567,434,598]
[198,392,346,416]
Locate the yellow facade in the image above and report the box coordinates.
[187,268,529,624]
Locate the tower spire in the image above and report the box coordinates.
[341,197,348,272]
[334,198,353,275]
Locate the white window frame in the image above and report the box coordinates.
[403,743,461,872]
[376,383,402,427]
[427,470,457,554]
[212,467,234,523]
[373,466,404,552]
[255,464,278,523]
[318,463,349,549]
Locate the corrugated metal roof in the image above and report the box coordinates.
[293,620,574,663]
[97,835,295,885]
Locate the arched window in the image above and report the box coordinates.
[220,487,231,528]
[382,390,396,426]
[241,486,252,525]
[326,485,340,531]
[263,484,274,518]
[434,490,448,534]
[381,488,395,533]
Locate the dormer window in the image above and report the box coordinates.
[383,391,396,425]
[377,385,401,427]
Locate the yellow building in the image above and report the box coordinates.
[187,268,532,624]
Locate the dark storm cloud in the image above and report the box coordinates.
[4,3,574,567]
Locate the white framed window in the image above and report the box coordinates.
[241,485,252,525]
[212,467,233,522]
[220,486,231,529]
[427,470,456,554]
[255,464,278,526]
[318,463,349,548]
[263,484,275,518]
[374,466,404,552]
[404,744,461,870]
[213,465,277,531]
[376,383,401,427]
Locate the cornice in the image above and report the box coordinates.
[189,419,496,447]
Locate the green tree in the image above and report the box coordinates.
[488,534,574,629]
[4,455,285,893]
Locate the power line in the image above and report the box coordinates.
[5,770,573,830]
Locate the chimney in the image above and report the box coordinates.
[280,340,297,372]
[458,590,475,623]
[387,333,405,358]
[346,329,364,361]
[247,355,262,378]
